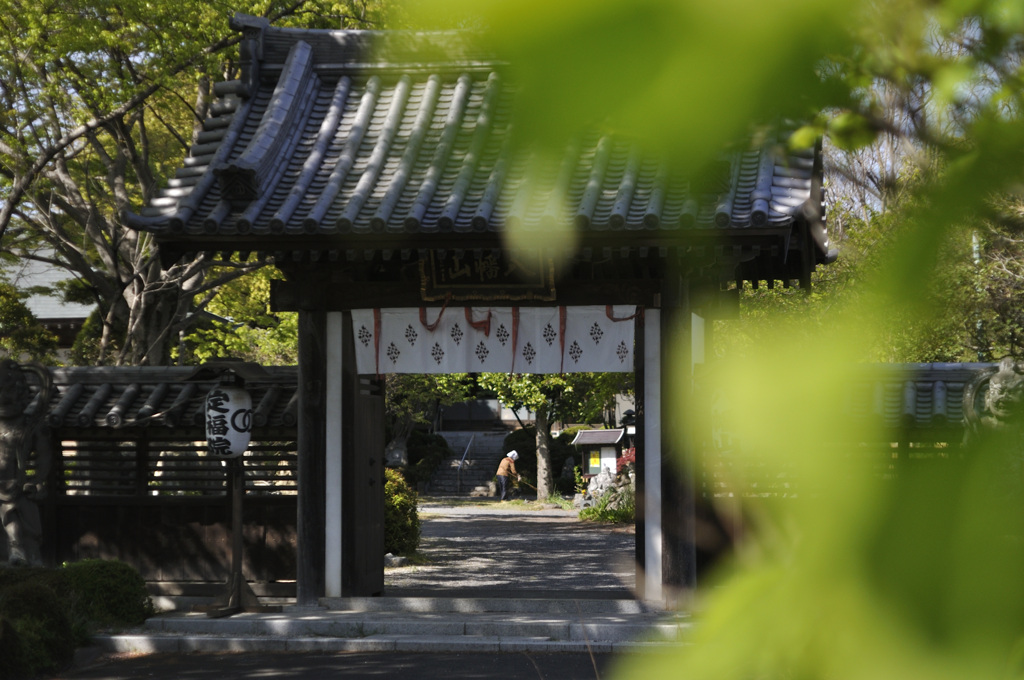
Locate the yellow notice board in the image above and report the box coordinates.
[588,451,601,474]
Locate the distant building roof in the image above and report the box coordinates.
[572,428,625,447]
[4,256,93,322]
[127,14,832,287]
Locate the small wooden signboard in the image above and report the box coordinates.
[420,251,556,302]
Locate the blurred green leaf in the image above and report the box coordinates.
[412,0,854,167]
[400,0,1024,678]
[828,111,879,150]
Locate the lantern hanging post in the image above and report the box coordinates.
[187,361,278,618]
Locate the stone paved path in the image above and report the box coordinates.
[384,499,637,599]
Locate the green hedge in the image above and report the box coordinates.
[0,579,74,679]
[0,560,154,680]
[385,468,421,556]
[61,559,154,629]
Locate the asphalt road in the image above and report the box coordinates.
[53,651,628,679]
[387,501,636,597]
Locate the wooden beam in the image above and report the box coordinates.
[271,277,663,311]
[659,270,698,599]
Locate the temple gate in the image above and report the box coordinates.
[127,15,833,605]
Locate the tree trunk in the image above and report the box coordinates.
[535,410,553,500]
[120,271,192,366]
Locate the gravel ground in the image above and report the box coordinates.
[384,499,637,598]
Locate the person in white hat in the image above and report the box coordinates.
[495,450,520,501]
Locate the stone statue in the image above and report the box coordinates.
[0,360,52,567]
[964,356,1024,433]
[587,467,615,495]
[962,357,1024,502]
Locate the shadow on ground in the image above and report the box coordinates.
[385,500,637,599]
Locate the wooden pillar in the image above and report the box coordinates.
[341,312,385,596]
[296,310,326,606]
[660,274,699,598]
[41,429,61,567]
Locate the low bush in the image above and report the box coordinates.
[384,468,421,556]
[0,579,75,679]
[0,617,23,680]
[579,481,636,523]
[60,559,154,631]
[0,559,154,680]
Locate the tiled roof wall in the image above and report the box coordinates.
[846,363,993,434]
[36,366,298,432]
[22,363,995,436]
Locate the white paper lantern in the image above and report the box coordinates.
[205,385,252,458]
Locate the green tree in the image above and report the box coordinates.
[963,193,1024,360]
[0,280,57,362]
[717,192,982,364]
[177,264,298,365]
[384,374,472,465]
[478,372,631,499]
[0,1,394,365]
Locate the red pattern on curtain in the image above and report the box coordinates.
[419,294,451,331]
[465,307,492,336]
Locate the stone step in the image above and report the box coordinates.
[434,460,500,470]
[430,476,494,486]
[428,457,499,494]
[430,431,511,496]
[322,596,655,614]
[440,482,494,491]
[432,488,495,498]
[92,598,689,655]
[431,469,493,479]
[430,467,494,476]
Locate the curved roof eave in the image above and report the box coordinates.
[126,17,831,281]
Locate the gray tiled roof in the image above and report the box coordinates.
[30,366,298,432]
[126,15,831,274]
[2,255,93,321]
[847,363,993,435]
[571,428,626,446]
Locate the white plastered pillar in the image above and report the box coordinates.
[644,308,663,602]
[324,311,344,597]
